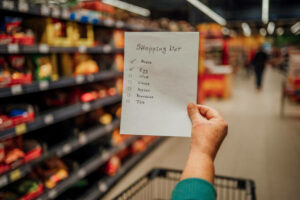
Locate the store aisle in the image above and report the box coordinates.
[104,68,300,200]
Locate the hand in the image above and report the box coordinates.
[187,103,228,160]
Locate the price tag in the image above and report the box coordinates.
[116,21,124,28]
[82,103,91,112]
[11,85,22,95]
[78,133,87,145]
[62,144,72,154]
[18,0,28,12]
[103,45,112,53]
[10,169,21,181]
[0,176,8,187]
[8,44,19,53]
[39,44,49,53]
[41,4,50,16]
[15,123,26,135]
[39,80,49,90]
[44,114,54,125]
[102,152,110,160]
[77,169,86,178]
[104,19,114,27]
[48,189,57,199]
[62,9,70,19]
[75,75,84,84]
[87,74,94,82]
[98,182,108,192]
[52,6,60,18]
[78,45,87,53]
[2,0,14,10]
[105,124,113,132]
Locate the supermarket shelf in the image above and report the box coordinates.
[0,119,120,189]
[36,136,140,200]
[0,44,124,54]
[0,0,160,31]
[0,71,123,98]
[0,95,122,140]
[77,137,166,200]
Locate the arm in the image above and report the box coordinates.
[171,103,228,200]
[181,103,228,183]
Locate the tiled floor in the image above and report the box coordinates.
[104,68,300,200]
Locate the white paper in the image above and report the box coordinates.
[120,32,199,137]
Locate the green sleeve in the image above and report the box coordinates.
[171,178,216,200]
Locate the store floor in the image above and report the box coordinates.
[104,68,300,200]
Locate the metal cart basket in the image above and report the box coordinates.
[113,168,256,200]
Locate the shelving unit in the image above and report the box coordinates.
[0,71,123,98]
[0,2,165,199]
[0,119,120,188]
[0,95,122,140]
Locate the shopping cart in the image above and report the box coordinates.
[113,168,256,200]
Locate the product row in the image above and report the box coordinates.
[0,16,125,48]
[0,53,124,88]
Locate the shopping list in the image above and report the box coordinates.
[120,32,199,137]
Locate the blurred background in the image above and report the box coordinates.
[0,0,299,200]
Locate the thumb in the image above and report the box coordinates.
[187,103,205,125]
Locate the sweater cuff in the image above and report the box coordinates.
[171,178,216,200]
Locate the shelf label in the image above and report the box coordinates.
[39,44,49,53]
[18,0,28,12]
[2,0,14,10]
[44,114,54,125]
[11,84,22,95]
[101,151,110,160]
[48,189,57,199]
[39,80,49,90]
[62,144,72,154]
[82,103,91,112]
[8,44,19,53]
[104,19,114,27]
[87,74,94,82]
[77,169,86,178]
[52,6,60,18]
[75,75,85,84]
[41,4,50,16]
[0,175,8,187]
[98,182,108,193]
[116,21,124,28]
[103,45,112,53]
[10,169,21,181]
[105,124,113,132]
[62,9,70,19]
[15,123,26,135]
[78,133,87,145]
[78,45,87,53]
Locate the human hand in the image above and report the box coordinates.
[187,103,228,160]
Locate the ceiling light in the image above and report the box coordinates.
[102,0,150,17]
[267,22,275,34]
[241,22,251,37]
[262,0,269,24]
[276,27,284,36]
[291,22,300,34]
[186,0,226,25]
[259,28,267,36]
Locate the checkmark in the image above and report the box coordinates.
[130,58,137,64]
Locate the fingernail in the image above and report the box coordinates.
[187,102,195,110]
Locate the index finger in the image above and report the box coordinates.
[197,105,223,120]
